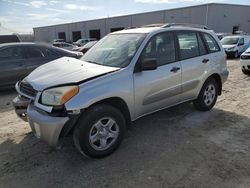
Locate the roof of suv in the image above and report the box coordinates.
[112,23,210,34]
[0,42,44,48]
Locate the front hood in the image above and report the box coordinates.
[26,57,119,91]
[222,44,236,49]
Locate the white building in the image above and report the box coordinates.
[33,3,250,43]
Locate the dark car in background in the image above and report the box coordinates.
[72,41,97,53]
[0,42,83,88]
[0,35,20,44]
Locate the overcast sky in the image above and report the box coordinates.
[0,0,249,33]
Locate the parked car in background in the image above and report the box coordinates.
[13,24,228,158]
[0,42,82,88]
[216,33,231,40]
[240,47,250,74]
[72,41,98,53]
[221,35,250,58]
[73,38,96,47]
[0,34,20,44]
[53,42,77,51]
[53,39,65,43]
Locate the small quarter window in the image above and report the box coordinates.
[202,33,221,53]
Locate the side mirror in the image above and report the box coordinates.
[238,42,244,46]
[140,58,157,71]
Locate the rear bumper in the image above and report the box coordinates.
[220,69,229,84]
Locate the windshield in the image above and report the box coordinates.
[81,33,145,68]
[221,37,239,45]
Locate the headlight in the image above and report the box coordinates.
[41,86,79,106]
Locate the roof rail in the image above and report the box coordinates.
[161,23,209,30]
[141,24,165,28]
[125,26,137,30]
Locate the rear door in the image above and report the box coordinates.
[0,46,26,86]
[176,30,211,101]
[133,31,182,117]
[201,32,224,71]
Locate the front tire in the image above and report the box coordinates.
[193,77,218,111]
[73,104,126,158]
[242,68,250,75]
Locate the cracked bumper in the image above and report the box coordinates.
[13,96,69,147]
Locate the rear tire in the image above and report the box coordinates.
[73,104,126,158]
[193,77,218,111]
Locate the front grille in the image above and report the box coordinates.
[240,55,250,60]
[19,81,37,98]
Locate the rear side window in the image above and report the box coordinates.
[26,47,45,58]
[0,47,25,61]
[202,33,221,53]
[141,32,176,66]
[43,48,60,57]
[176,31,199,60]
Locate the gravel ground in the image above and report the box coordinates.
[0,59,250,188]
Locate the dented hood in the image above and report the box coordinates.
[26,57,119,91]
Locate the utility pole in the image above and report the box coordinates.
[205,0,209,26]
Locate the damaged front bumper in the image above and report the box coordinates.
[13,95,74,147]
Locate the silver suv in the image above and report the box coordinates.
[13,24,229,158]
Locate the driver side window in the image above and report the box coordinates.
[141,32,176,66]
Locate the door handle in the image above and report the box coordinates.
[170,67,180,73]
[202,58,209,63]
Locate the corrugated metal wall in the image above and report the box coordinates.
[33,3,250,43]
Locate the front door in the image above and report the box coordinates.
[133,31,182,118]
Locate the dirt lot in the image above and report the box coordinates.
[0,59,250,188]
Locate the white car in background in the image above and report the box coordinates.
[240,47,250,74]
[53,42,77,51]
[221,35,250,58]
[73,38,97,47]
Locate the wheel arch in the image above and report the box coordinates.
[93,97,132,125]
[207,73,222,95]
[60,97,132,138]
